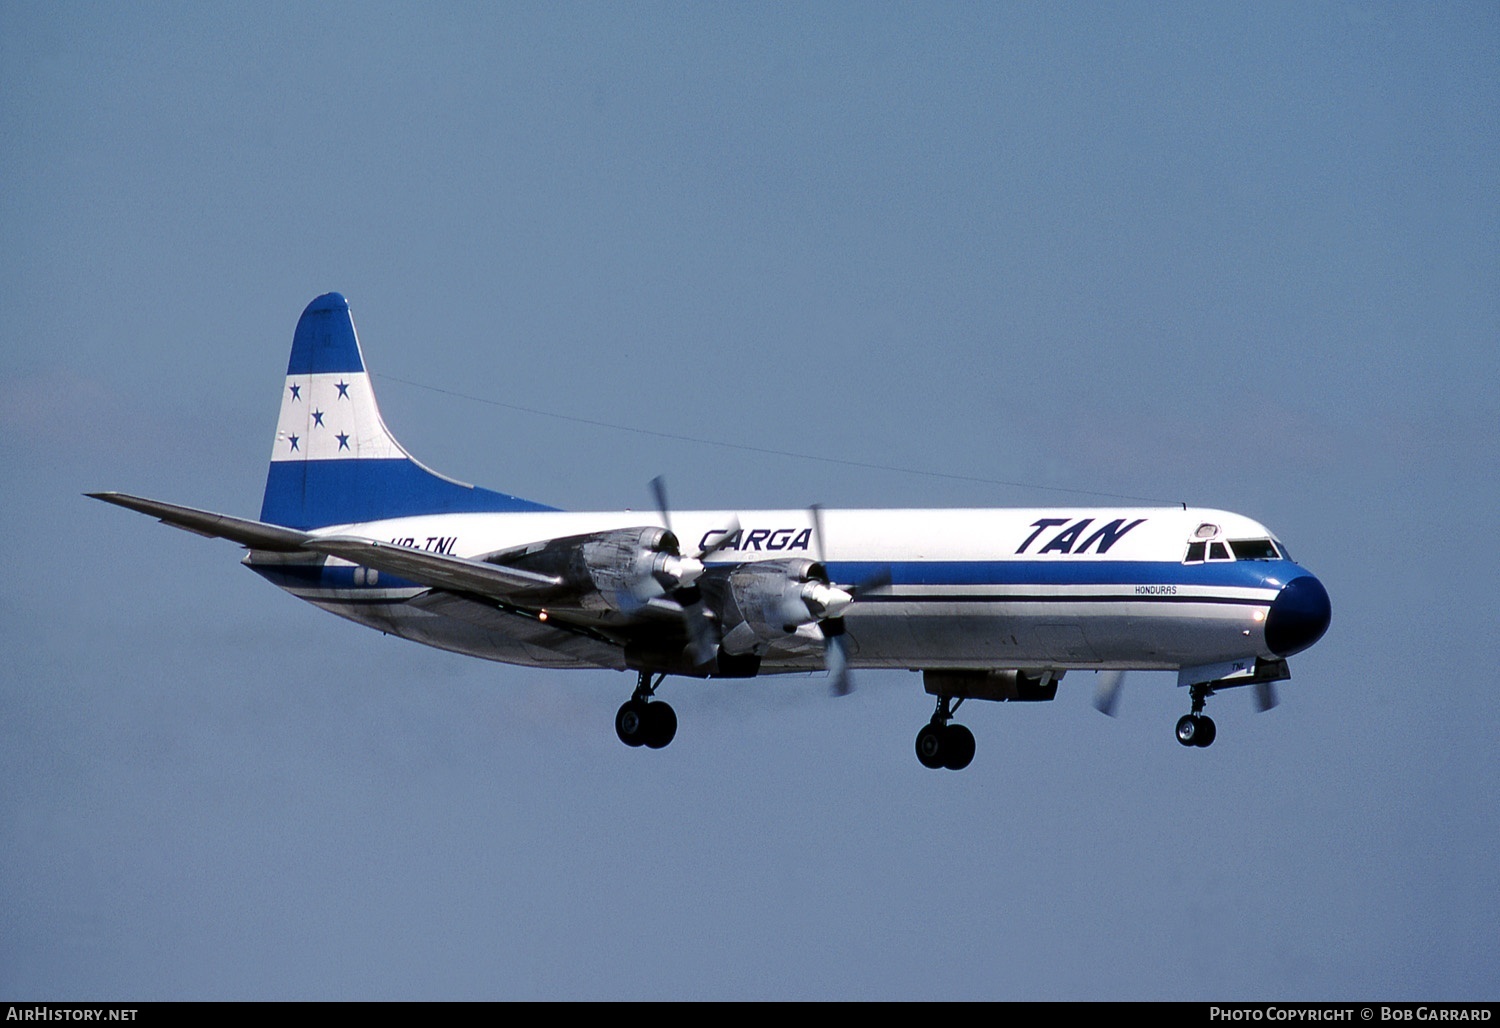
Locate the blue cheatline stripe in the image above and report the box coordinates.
[286,293,365,376]
[247,564,423,592]
[824,559,1296,591]
[259,458,556,529]
[860,593,1266,606]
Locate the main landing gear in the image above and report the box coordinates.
[915,694,975,771]
[616,671,677,750]
[1175,682,1217,748]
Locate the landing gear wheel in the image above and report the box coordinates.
[916,694,976,771]
[1177,683,1218,749]
[915,722,975,770]
[643,701,677,749]
[619,671,677,750]
[1176,713,1218,747]
[943,724,975,771]
[915,724,946,769]
[616,699,650,747]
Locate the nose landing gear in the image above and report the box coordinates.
[1176,683,1216,748]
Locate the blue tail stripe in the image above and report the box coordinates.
[286,293,364,375]
[260,459,555,529]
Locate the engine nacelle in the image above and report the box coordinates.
[580,527,703,611]
[710,559,853,655]
[493,526,702,613]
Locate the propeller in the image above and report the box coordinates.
[649,476,739,667]
[649,475,674,538]
[1092,669,1278,718]
[808,504,890,696]
[1093,669,1127,717]
[651,475,740,562]
[1255,680,1279,713]
[809,505,891,592]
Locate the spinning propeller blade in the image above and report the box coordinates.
[649,475,674,539]
[824,628,852,697]
[1093,670,1127,717]
[808,503,889,696]
[648,476,741,668]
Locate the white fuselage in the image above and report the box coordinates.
[246,505,1302,677]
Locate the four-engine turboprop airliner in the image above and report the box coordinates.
[92,293,1331,770]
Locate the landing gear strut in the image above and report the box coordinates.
[616,671,678,750]
[1175,683,1217,748]
[915,694,976,771]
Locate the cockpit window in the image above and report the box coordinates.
[1186,532,1281,564]
[1229,538,1280,560]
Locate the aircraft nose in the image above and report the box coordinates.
[1265,575,1331,657]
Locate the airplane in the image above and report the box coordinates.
[92,293,1332,770]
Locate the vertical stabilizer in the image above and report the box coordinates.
[259,293,553,529]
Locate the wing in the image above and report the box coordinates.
[89,491,311,550]
[90,492,563,599]
[305,525,712,668]
[404,591,630,669]
[304,535,561,597]
[89,492,694,666]
[89,492,872,680]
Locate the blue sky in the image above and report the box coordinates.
[3,2,1496,1000]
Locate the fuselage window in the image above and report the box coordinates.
[1229,538,1279,560]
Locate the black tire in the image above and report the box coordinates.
[943,724,975,771]
[644,701,678,749]
[1194,715,1216,748]
[1175,714,1199,747]
[616,699,649,747]
[915,723,946,769]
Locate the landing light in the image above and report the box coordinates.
[1253,610,1266,622]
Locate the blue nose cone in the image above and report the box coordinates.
[1265,575,1331,657]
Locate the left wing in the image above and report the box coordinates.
[304,535,562,598]
[88,491,695,663]
[89,492,874,681]
[88,492,310,551]
[90,492,565,600]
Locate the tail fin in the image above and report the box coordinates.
[260,293,554,529]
